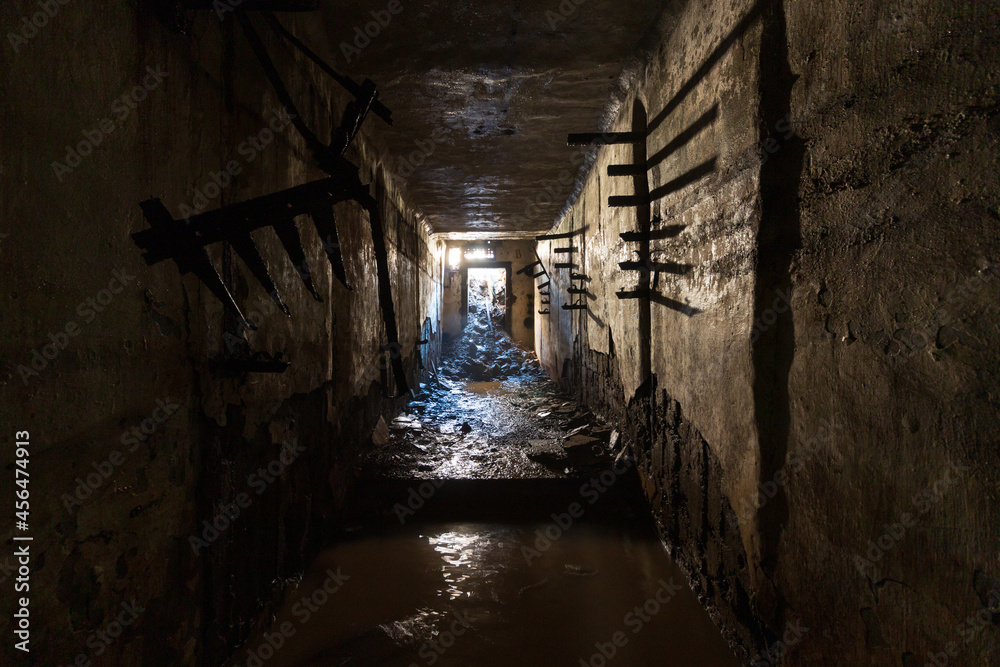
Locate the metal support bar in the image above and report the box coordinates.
[229,231,290,315]
[554,263,577,269]
[360,191,409,398]
[616,288,650,300]
[535,230,581,241]
[562,303,589,310]
[619,260,693,274]
[234,10,372,177]
[137,199,253,328]
[309,206,352,290]
[134,177,352,262]
[328,78,378,157]
[619,226,684,242]
[234,11,324,160]
[567,132,644,146]
[570,273,590,282]
[137,5,410,395]
[608,193,651,208]
[261,11,392,126]
[553,247,578,254]
[274,217,322,301]
[517,260,541,276]
[608,163,646,177]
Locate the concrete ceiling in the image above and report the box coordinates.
[317,0,666,237]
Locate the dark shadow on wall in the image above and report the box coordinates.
[618,0,769,318]
[647,0,766,135]
[751,0,805,629]
[646,104,720,171]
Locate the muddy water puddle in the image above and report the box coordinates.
[462,381,510,396]
[240,521,739,667]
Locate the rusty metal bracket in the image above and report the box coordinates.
[135,7,412,394]
[567,132,644,146]
[516,260,542,276]
[134,177,355,324]
[535,228,585,241]
[619,260,692,275]
[616,287,648,300]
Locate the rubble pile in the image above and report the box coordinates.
[438,311,545,383]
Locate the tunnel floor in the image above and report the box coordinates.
[233,329,739,666]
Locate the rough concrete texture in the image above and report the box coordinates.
[536,0,1000,663]
[0,3,441,664]
[317,0,665,235]
[487,240,537,348]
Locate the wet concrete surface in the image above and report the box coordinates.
[231,329,739,666]
[364,376,605,479]
[364,318,618,480]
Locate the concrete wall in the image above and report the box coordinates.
[536,0,1000,663]
[442,260,463,340]
[494,240,537,349]
[0,3,441,665]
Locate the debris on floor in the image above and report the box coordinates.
[363,316,622,479]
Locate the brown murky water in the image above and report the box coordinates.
[232,329,738,666]
[240,520,738,667]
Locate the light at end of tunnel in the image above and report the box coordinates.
[448,247,462,270]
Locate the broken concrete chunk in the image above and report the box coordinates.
[526,439,567,465]
[590,426,612,441]
[614,446,632,468]
[563,414,592,430]
[372,416,390,447]
[563,434,601,450]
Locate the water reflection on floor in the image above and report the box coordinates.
[364,375,595,480]
[252,521,738,667]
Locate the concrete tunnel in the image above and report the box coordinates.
[2,0,1000,665]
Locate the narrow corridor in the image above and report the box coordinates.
[4,1,997,665]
